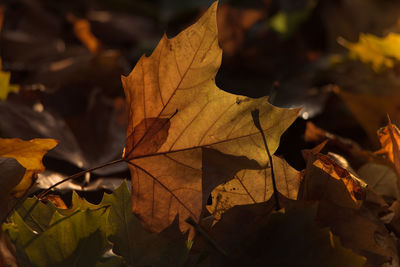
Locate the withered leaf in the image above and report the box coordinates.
[207,155,302,219]
[303,153,366,209]
[0,138,57,197]
[122,2,299,234]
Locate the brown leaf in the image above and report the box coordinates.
[122,2,299,234]
[207,155,301,219]
[317,201,397,266]
[303,153,367,209]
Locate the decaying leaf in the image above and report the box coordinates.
[198,199,365,266]
[0,138,58,197]
[207,155,301,219]
[339,33,400,72]
[122,2,299,234]
[303,153,367,209]
[317,200,397,266]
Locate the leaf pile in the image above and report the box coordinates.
[3,1,400,267]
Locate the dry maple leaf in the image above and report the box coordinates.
[207,155,302,219]
[0,138,58,197]
[122,2,299,234]
[303,153,366,209]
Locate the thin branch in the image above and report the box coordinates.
[38,158,125,200]
[251,109,280,210]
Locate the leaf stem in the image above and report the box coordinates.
[38,158,125,200]
[251,109,280,210]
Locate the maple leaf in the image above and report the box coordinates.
[0,138,57,197]
[121,2,299,234]
[207,155,301,219]
[101,181,188,266]
[196,199,365,266]
[4,207,110,266]
[303,152,367,209]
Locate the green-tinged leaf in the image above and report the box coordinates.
[16,197,56,234]
[101,181,188,266]
[0,71,19,100]
[5,208,109,267]
[0,157,25,221]
[3,212,35,266]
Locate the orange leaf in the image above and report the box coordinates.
[122,2,299,235]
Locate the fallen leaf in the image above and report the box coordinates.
[0,157,25,221]
[358,163,400,201]
[334,86,400,147]
[0,138,58,197]
[122,2,299,234]
[101,181,188,266]
[316,200,397,266]
[303,153,367,209]
[339,32,400,72]
[207,155,301,219]
[5,208,110,266]
[198,199,365,266]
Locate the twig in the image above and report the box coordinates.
[185,216,228,256]
[38,158,125,200]
[251,109,280,210]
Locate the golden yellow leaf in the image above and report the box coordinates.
[0,138,58,197]
[122,2,299,234]
[339,33,400,72]
[207,155,301,219]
